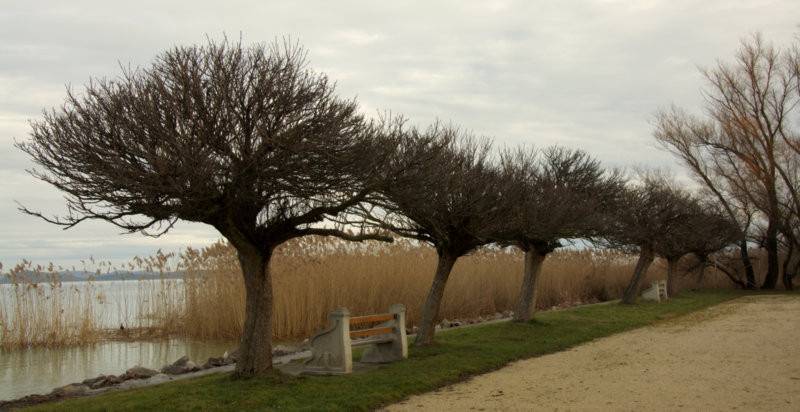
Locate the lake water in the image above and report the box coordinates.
[0,339,236,401]
[0,280,237,401]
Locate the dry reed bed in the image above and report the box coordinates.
[0,237,732,349]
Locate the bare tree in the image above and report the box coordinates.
[654,33,800,289]
[650,193,697,297]
[16,39,398,376]
[653,107,758,288]
[495,146,624,322]
[653,194,739,295]
[605,173,690,304]
[685,202,742,290]
[358,123,505,346]
[774,71,800,289]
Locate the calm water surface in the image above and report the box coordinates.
[0,339,236,401]
[0,280,237,401]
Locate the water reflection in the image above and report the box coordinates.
[1,279,238,401]
[0,339,236,401]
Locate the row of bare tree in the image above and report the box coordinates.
[16,33,794,376]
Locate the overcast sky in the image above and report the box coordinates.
[1,0,798,269]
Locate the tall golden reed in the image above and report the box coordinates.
[0,261,102,348]
[1,237,737,349]
[174,237,727,342]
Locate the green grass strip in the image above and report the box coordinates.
[29,290,781,411]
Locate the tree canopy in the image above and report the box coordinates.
[496,146,623,321]
[17,38,398,375]
[357,122,507,345]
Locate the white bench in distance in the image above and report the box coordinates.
[302,304,407,375]
[641,280,668,302]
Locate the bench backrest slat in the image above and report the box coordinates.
[349,326,394,339]
[350,313,395,325]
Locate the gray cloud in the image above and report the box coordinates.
[1,0,798,266]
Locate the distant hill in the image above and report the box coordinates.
[0,270,185,284]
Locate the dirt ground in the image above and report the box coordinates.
[381,295,800,411]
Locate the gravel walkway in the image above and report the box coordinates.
[381,295,800,411]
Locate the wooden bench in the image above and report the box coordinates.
[303,304,407,375]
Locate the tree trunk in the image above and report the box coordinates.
[512,247,548,322]
[761,223,780,289]
[788,257,800,291]
[692,256,707,291]
[740,240,757,290]
[781,266,794,290]
[621,245,655,304]
[781,240,794,291]
[414,252,458,346]
[666,257,679,297]
[235,246,274,376]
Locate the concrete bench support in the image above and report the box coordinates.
[641,280,668,302]
[303,304,407,375]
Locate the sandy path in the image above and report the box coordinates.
[382,295,800,411]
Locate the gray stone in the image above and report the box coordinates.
[161,359,199,375]
[98,375,123,388]
[123,365,159,380]
[82,374,123,389]
[202,356,233,369]
[273,344,293,356]
[148,373,173,384]
[81,375,105,387]
[0,393,54,410]
[296,339,310,351]
[158,355,200,375]
[161,365,184,375]
[224,349,240,362]
[172,355,190,367]
[50,383,88,397]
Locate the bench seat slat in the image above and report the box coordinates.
[349,326,394,339]
[350,313,395,325]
